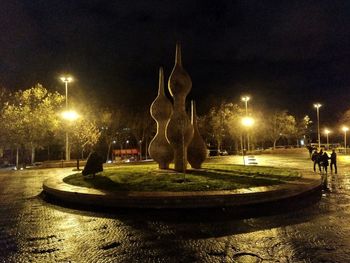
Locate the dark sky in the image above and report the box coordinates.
[1,0,350,124]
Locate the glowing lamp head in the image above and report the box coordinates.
[60,76,73,83]
[241,96,250,102]
[324,129,331,135]
[62,110,79,121]
[241,117,254,127]
[313,103,322,109]
[342,126,349,132]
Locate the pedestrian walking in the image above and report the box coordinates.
[312,149,321,173]
[320,151,329,189]
[321,151,329,174]
[318,149,324,172]
[330,149,337,174]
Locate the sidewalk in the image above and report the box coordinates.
[43,169,322,209]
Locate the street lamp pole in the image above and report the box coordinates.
[343,127,349,154]
[139,140,142,160]
[61,76,73,161]
[241,116,254,165]
[313,103,322,149]
[241,96,250,151]
[65,81,68,108]
[242,96,250,115]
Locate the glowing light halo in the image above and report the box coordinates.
[61,110,79,121]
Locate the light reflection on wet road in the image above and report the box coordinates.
[1,153,350,262]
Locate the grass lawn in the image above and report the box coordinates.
[63,163,301,192]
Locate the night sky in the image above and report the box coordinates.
[1,0,350,124]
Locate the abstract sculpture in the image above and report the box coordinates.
[187,101,207,169]
[148,67,174,169]
[82,151,103,177]
[166,43,194,172]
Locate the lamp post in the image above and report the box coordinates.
[60,76,73,161]
[324,129,330,149]
[61,110,79,161]
[342,126,349,154]
[313,103,322,149]
[241,96,250,115]
[241,96,250,151]
[139,140,142,160]
[60,76,73,109]
[241,116,254,165]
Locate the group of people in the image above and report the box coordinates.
[311,148,337,174]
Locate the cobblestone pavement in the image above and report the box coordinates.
[1,154,350,262]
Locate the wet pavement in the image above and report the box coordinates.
[1,153,350,262]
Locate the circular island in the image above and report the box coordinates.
[43,163,321,209]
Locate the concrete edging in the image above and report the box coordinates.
[42,171,322,209]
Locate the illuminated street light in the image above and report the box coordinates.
[313,103,322,149]
[62,110,79,121]
[241,96,250,115]
[241,116,254,165]
[61,110,79,161]
[60,76,73,109]
[241,116,255,150]
[324,129,331,149]
[241,96,251,151]
[60,75,74,161]
[342,126,349,154]
[241,116,254,127]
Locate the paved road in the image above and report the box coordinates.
[1,153,350,262]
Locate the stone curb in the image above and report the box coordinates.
[43,171,322,209]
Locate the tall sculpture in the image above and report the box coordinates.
[188,101,207,169]
[167,43,194,172]
[148,67,174,169]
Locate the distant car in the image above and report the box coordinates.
[123,156,136,163]
[219,150,228,156]
[275,146,285,149]
[208,149,229,156]
[0,163,13,168]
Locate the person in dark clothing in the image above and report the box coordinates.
[330,149,337,174]
[312,149,321,172]
[307,145,313,159]
[319,151,330,189]
[321,151,329,174]
[317,149,324,172]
